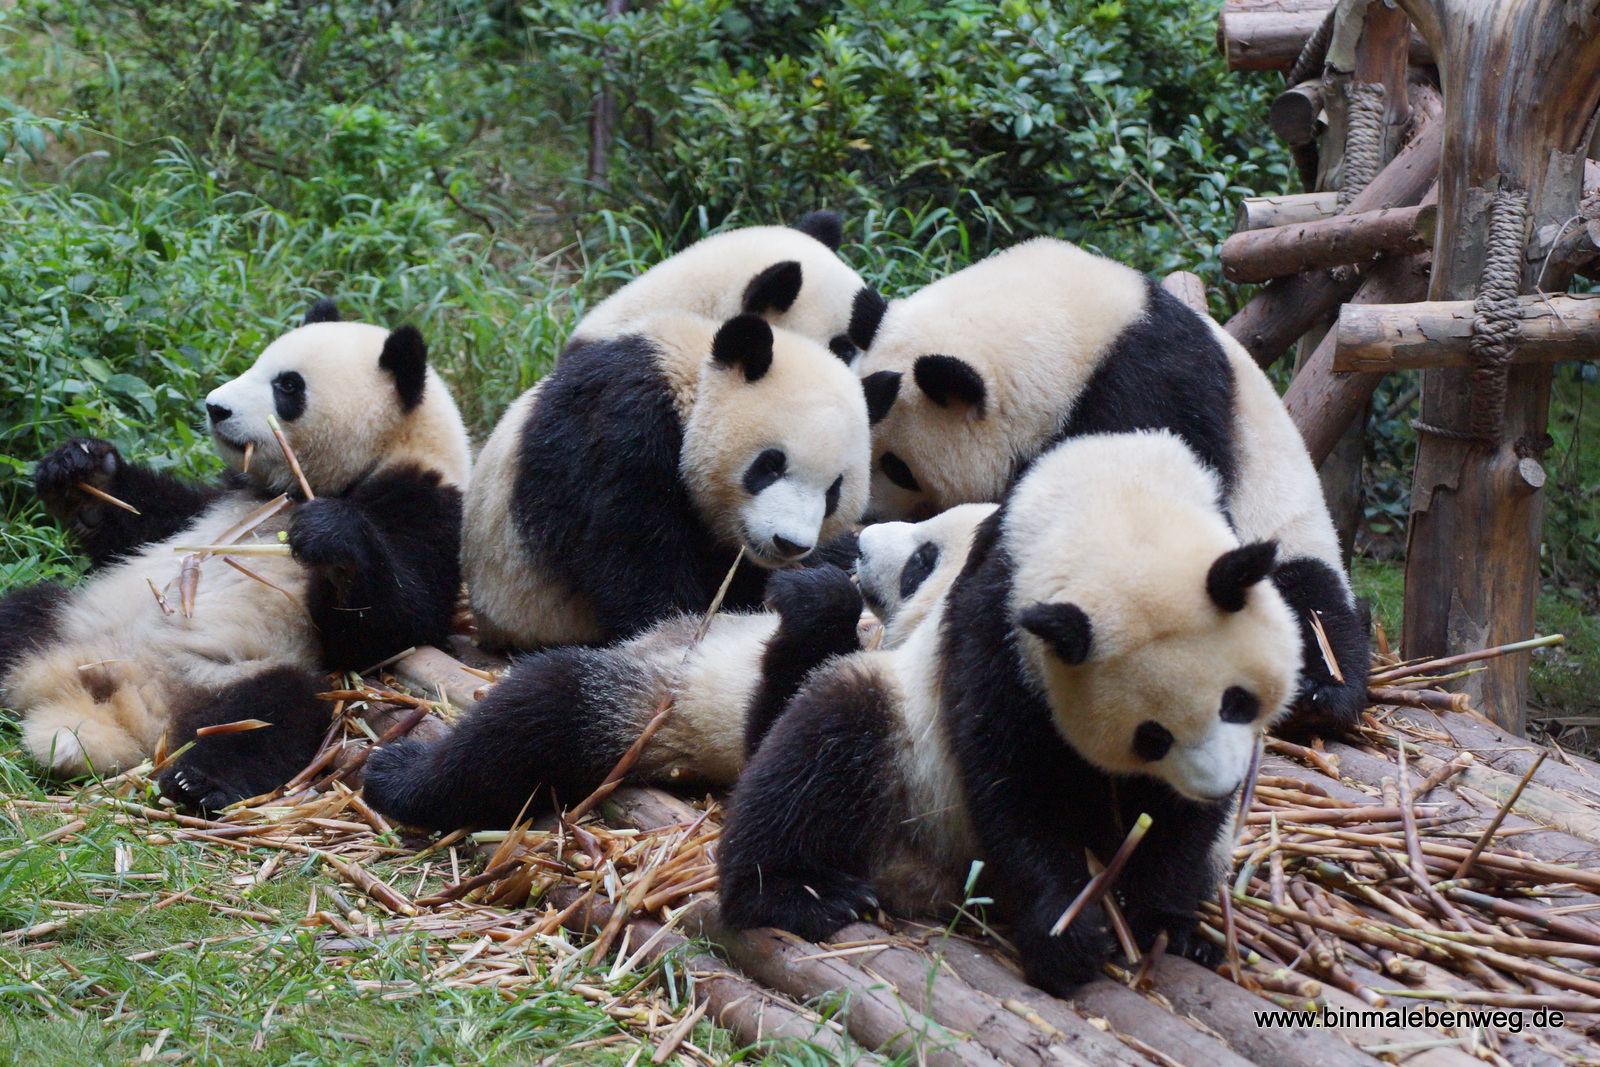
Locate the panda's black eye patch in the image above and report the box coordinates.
[880,451,921,493]
[272,371,307,422]
[1133,721,1174,762]
[1219,686,1260,724]
[899,541,939,600]
[743,448,787,495]
[824,475,843,517]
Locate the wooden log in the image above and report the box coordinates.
[1271,81,1324,147]
[1221,203,1435,283]
[1396,0,1600,734]
[1284,252,1432,465]
[1235,192,1341,233]
[1159,271,1207,315]
[1140,956,1387,1067]
[392,644,491,709]
[1334,292,1600,371]
[1226,118,1442,367]
[1070,979,1258,1067]
[1218,5,1432,71]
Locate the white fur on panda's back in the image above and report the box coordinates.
[573,227,865,345]
[8,494,317,775]
[463,385,601,650]
[1210,322,1347,589]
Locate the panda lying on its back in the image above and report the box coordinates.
[362,504,995,831]
[853,238,1367,733]
[719,431,1301,996]
[0,302,470,811]
[466,215,883,652]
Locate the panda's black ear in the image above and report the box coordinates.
[849,287,888,350]
[914,354,986,418]
[303,299,341,325]
[712,314,774,383]
[861,370,901,426]
[742,261,803,317]
[1207,540,1278,612]
[379,325,428,411]
[1019,602,1093,666]
[792,209,843,251]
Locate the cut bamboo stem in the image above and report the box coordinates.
[77,482,140,515]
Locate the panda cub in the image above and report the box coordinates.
[362,504,994,831]
[852,237,1366,732]
[466,312,871,651]
[466,216,883,652]
[0,302,470,810]
[719,431,1301,996]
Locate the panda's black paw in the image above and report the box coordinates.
[360,738,436,826]
[1014,903,1115,996]
[1281,675,1367,737]
[35,438,120,526]
[808,531,860,572]
[718,866,879,942]
[158,763,242,815]
[765,564,862,631]
[288,498,378,579]
[1176,928,1225,969]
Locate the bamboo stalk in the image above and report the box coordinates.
[172,544,292,556]
[1367,634,1564,685]
[1454,750,1546,879]
[76,482,139,514]
[266,414,315,500]
[1050,813,1152,935]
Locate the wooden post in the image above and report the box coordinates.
[1397,0,1600,734]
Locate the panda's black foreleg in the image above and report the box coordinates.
[159,666,331,813]
[1110,796,1233,970]
[362,645,639,831]
[0,582,72,685]
[719,666,895,941]
[34,437,220,569]
[291,464,464,670]
[1271,557,1371,735]
[744,564,863,756]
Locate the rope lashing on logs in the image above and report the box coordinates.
[1337,83,1386,209]
[1285,6,1337,86]
[1412,188,1530,447]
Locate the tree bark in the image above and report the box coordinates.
[1284,253,1433,465]
[1396,0,1600,734]
[1335,292,1600,371]
[1225,117,1441,366]
[1159,271,1208,314]
[1219,3,1431,71]
[1220,202,1433,283]
[1271,81,1325,146]
[1235,191,1341,233]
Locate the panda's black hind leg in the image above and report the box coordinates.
[159,667,329,813]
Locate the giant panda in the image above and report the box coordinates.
[0,301,471,811]
[362,503,995,831]
[850,237,1366,732]
[718,431,1302,996]
[465,215,885,652]
[464,312,871,651]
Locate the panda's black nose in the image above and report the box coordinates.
[772,535,812,559]
[206,403,232,425]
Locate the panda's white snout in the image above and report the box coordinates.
[1164,723,1258,803]
[742,480,826,565]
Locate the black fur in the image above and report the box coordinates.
[363,644,649,829]
[512,335,766,646]
[828,335,858,363]
[0,583,71,687]
[1052,282,1236,493]
[1018,602,1093,666]
[810,530,860,571]
[290,464,464,671]
[848,288,888,350]
[379,325,429,411]
[302,299,342,325]
[898,542,938,601]
[745,565,864,755]
[712,315,775,382]
[1271,557,1370,733]
[939,532,1231,994]
[719,664,895,939]
[158,666,330,812]
[913,354,987,417]
[272,370,308,422]
[792,210,844,251]
[862,370,901,426]
[34,437,221,569]
[742,262,803,318]
[1207,541,1278,612]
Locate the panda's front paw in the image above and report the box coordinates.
[288,498,377,578]
[1282,675,1366,736]
[360,738,436,825]
[1014,902,1115,996]
[1174,926,1224,969]
[719,865,879,942]
[159,763,240,814]
[35,438,120,526]
[765,564,862,631]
